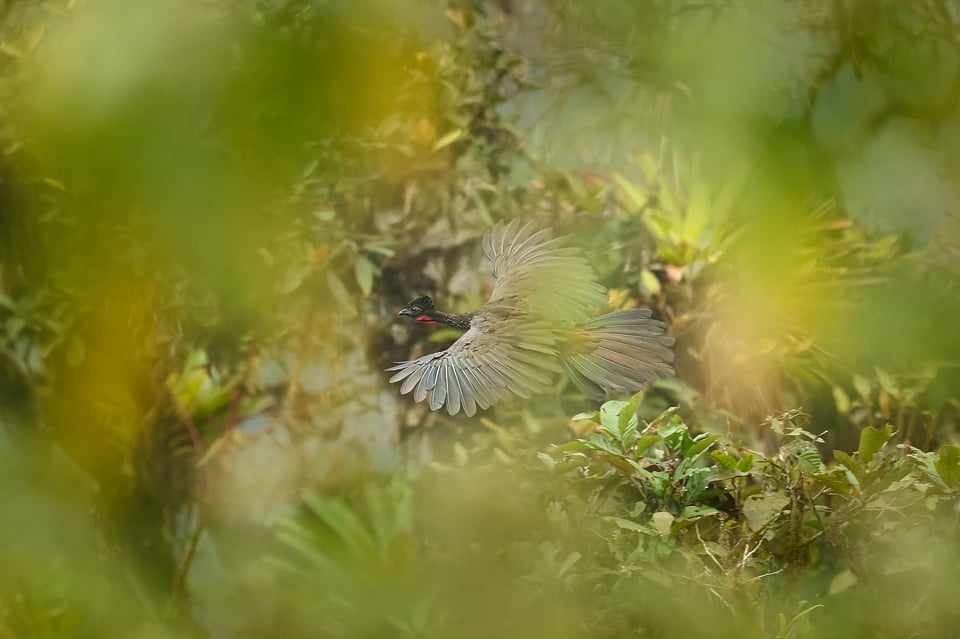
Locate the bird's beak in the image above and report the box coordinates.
[398,308,414,318]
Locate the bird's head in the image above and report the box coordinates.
[398,295,438,323]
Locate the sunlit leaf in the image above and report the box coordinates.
[433,128,463,151]
[354,255,375,296]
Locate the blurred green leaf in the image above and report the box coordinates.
[354,255,376,296]
[857,424,893,464]
[743,493,789,531]
[325,271,356,317]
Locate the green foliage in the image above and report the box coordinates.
[1,0,960,638]
[251,400,960,638]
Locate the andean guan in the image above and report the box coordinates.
[388,219,675,416]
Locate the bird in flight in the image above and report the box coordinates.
[388,219,675,416]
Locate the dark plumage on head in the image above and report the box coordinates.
[398,295,437,321]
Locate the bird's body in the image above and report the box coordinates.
[388,219,675,416]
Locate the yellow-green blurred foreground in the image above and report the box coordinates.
[1,1,959,637]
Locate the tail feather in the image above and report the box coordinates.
[562,309,675,399]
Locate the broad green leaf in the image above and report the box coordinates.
[353,255,375,296]
[651,511,674,536]
[681,467,712,503]
[828,570,858,595]
[935,444,960,487]
[832,386,851,414]
[617,393,643,442]
[680,505,719,520]
[550,440,591,452]
[281,261,311,294]
[600,400,628,427]
[583,432,622,456]
[852,374,872,399]
[605,516,648,532]
[658,416,687,450]
[857,424,893,463]
[711,449,737,469]
[646,405,679,430]
[875,368,898,395]
[736,454,755,472]
[635,434,660,456]
[833,450,865,484]
[684,433,720,461]
[742,493,789,531]
[639,268,661,296]
[325,271,356,317]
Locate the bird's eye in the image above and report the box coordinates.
[410,307,421,313]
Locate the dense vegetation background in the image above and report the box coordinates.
[1,1,959,637]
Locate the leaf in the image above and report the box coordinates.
[681,180,711,247]
[281,261,312,294]
[612,173,649,210]
[857,424,893,463]
[570,411,599,423]
[875,368,898,395]
[363,242,395,257]
[651,511,674,536]
[605,516,648,532]
[635,434,660,457]
[934,444,960,488]
[353,255,375,296]
[302,493,378,560]
[832,386,851,414]
[684,433,720,461]
[617,395,642,442]
[742,493,789,531]
[550,440,591,453]
[681,467,712,504]
[325,271,356,317]
[639,268,661,296]
[736,454,754,472]
[582,432,622,456]
[433,128,463,151]
[711,450,737,469]
[658,416,687,450]
[833,450,865,484]
[680,505,719,520]
[828,570,858,595]
[600,400,633,442]
[852,374,872,399]
[537,452,556,471]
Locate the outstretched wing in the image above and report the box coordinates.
[387,315,562,417]
[388,220,608,416]
[482,219,607,323]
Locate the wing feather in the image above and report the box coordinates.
[388,221,674,415]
